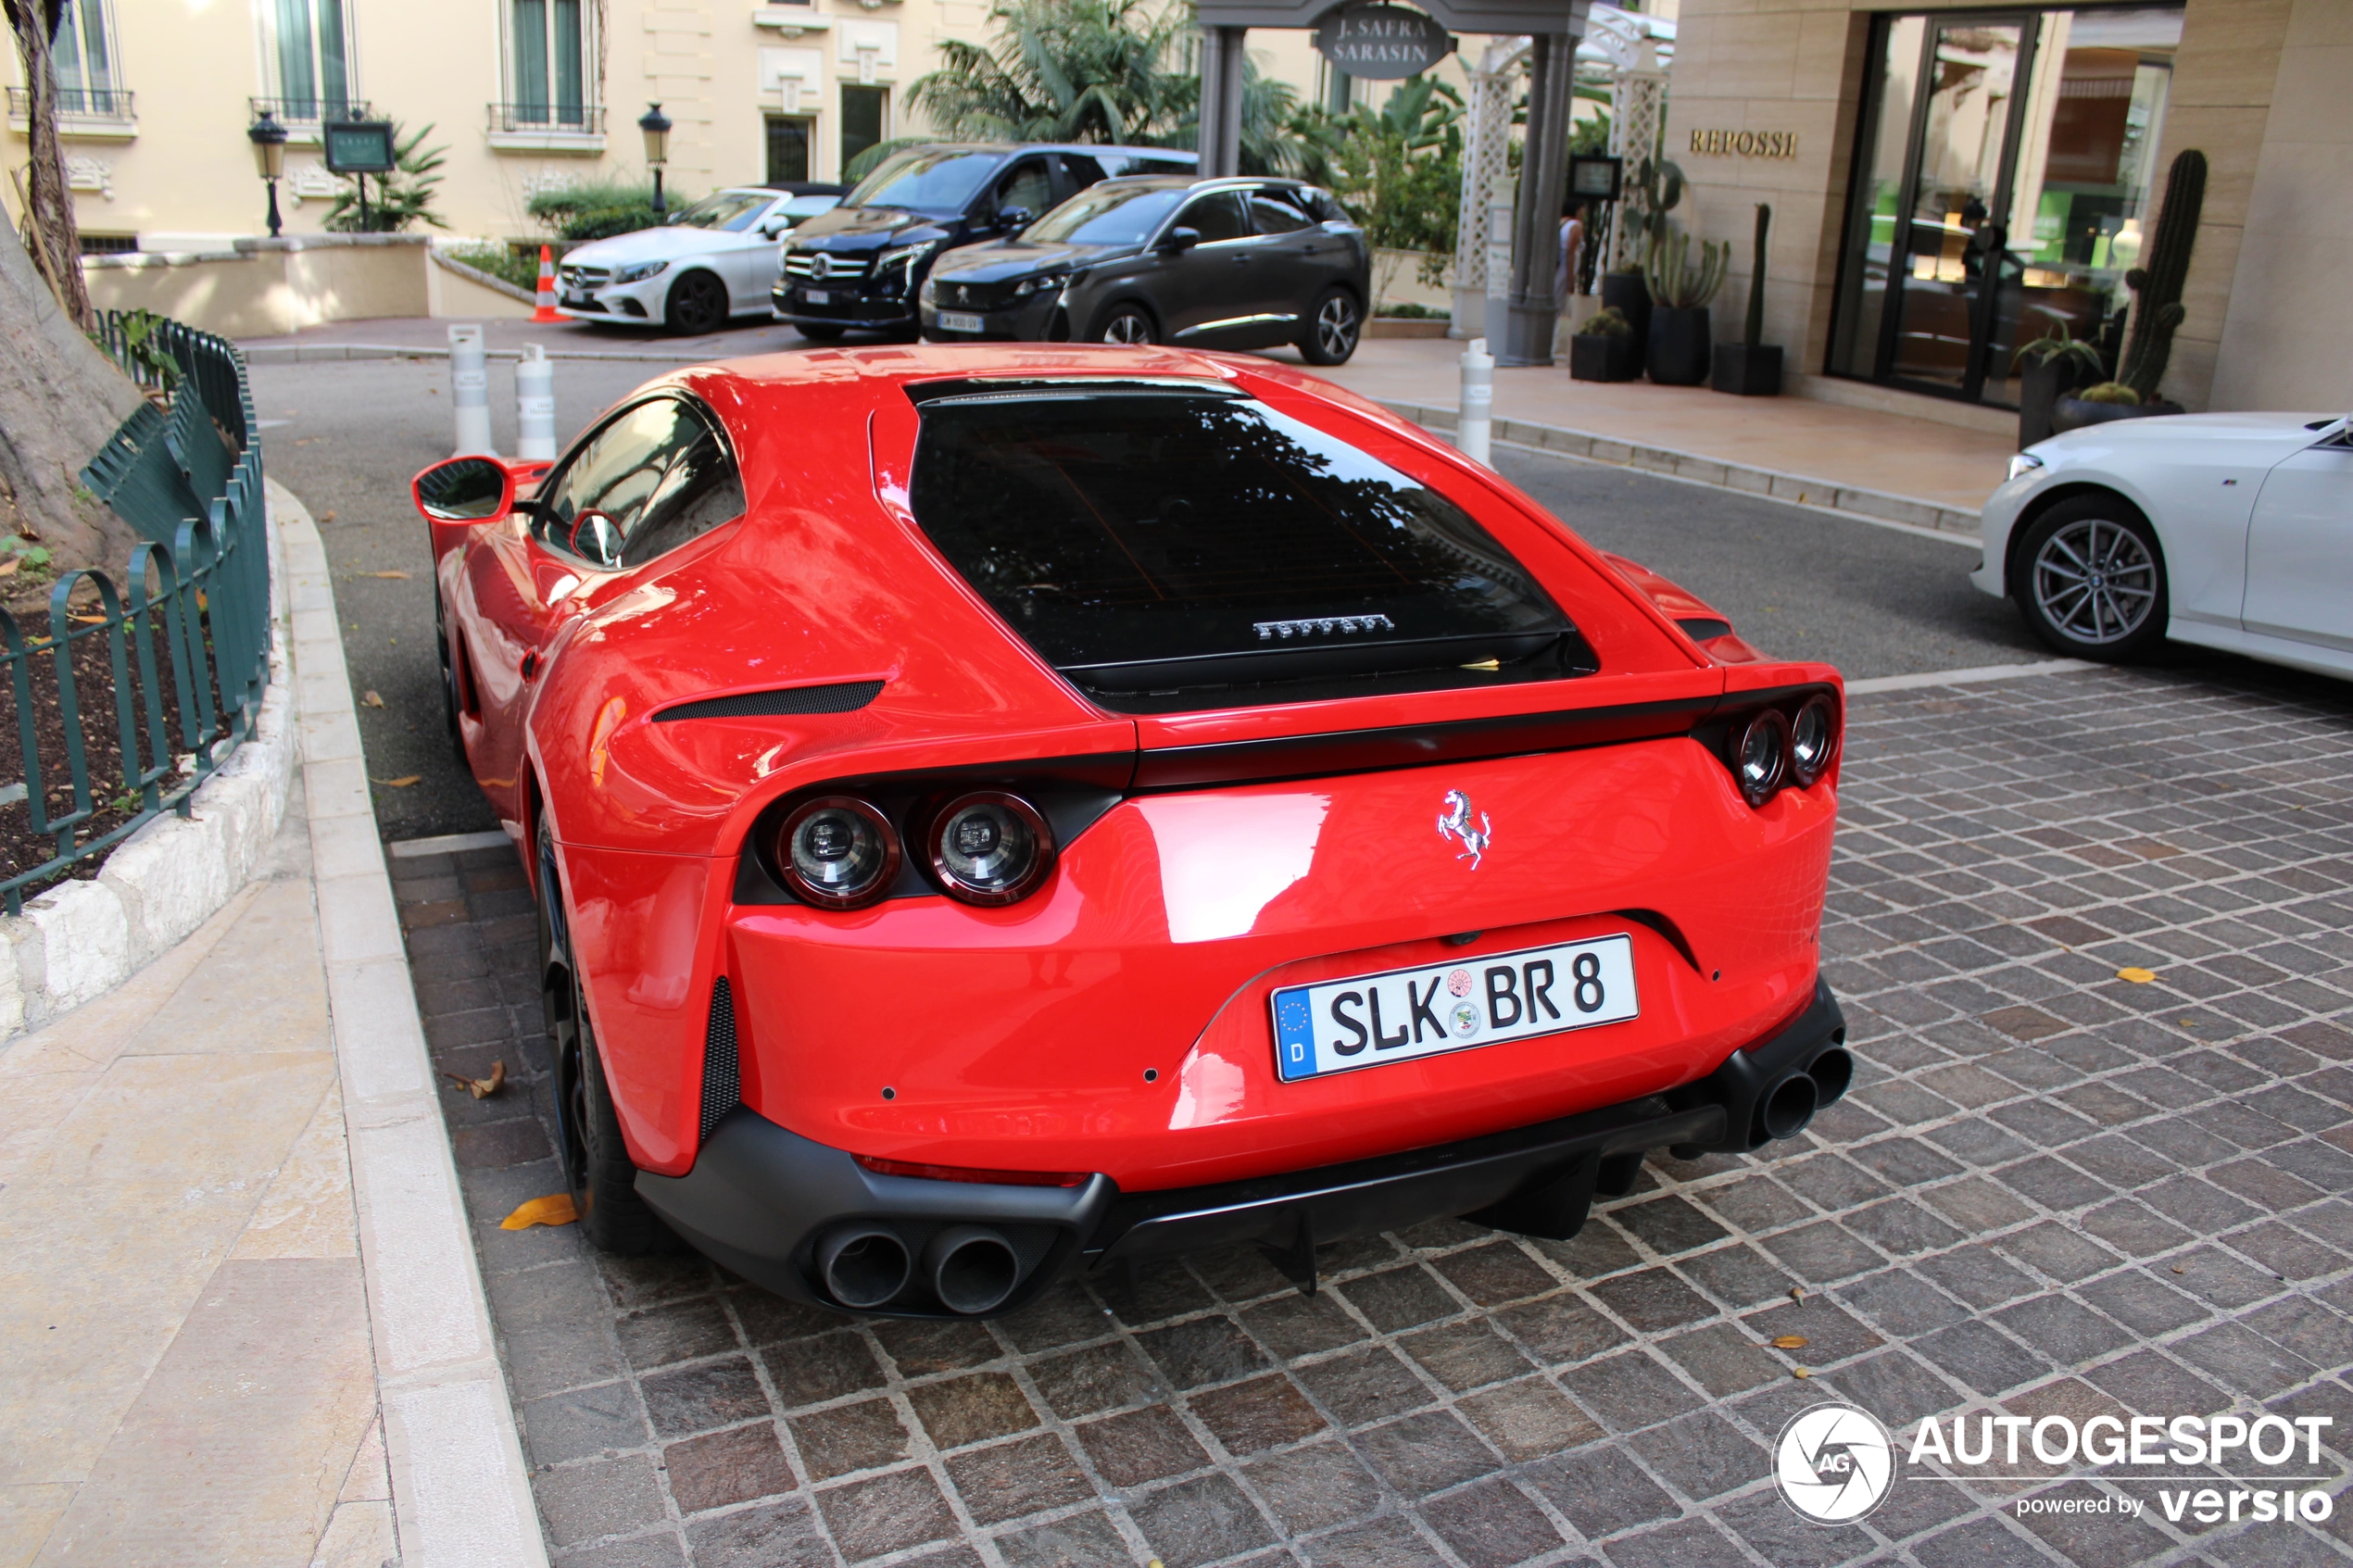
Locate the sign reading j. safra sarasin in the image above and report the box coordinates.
[1314,3,1456,79]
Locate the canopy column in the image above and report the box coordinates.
[1197,25,1250,178]
[1501,27,1580,365]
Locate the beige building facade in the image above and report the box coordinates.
[1665,0,2351,420]
[6,0,1392,254]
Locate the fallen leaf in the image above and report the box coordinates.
[501,1192,577,1230]
[319,509,337,524]
[362,690,384,708]
[446,1060,506,1098]
[1789,1286,1806,1302]
[1793,1367,1810,1379]
[0,559,17,578]
[373,775,422,788]
[2117,966,2157,984]
[359,570,410,580]
[1770,1335,1809,1350]
[70,613,107,625]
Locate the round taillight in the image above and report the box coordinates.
[1789,695,1838,788]
[777,797,899,908]
[926,792,1053,905]
[1734,709,1790,807]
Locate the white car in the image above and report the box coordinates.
[555,183,844,334]
[1973,411,2353,679]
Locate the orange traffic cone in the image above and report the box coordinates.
[533,244,561,322]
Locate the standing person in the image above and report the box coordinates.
[1555,203,1587,306]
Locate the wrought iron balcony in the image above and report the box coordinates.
[486,102,607,135]
[247,95,374,127]
[7,85,135,120]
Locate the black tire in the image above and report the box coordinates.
[2012,493,2169,660]
[663,270,729,336]
[434,595,465,766]
[537,815,670,1253]
[795,322,847,343]
[1095,304,1156,345]
[1297,286,1362,367]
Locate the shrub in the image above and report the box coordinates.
[1579,306,1632,338]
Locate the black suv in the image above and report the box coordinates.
[774,144,1196,340]
[920,175,1371,365]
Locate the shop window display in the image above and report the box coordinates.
[1827,6,2182,409]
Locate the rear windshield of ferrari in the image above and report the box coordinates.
[906,384,1592,711]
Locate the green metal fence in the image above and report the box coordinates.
[0,313,272,914]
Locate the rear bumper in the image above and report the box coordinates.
[636,979,1847,1318]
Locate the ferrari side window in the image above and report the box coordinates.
[534,397,743,570]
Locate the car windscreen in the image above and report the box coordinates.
[844,148,1000,215]
[906,384,1592,711]
[1026,186,1188,246]
[669,191,773,232]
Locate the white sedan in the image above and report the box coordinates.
[1973,411,2353,678]
[555,184,843,334]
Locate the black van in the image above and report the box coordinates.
[774,144,1196,341]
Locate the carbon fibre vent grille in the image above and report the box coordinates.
[700,978,740,1144]
[656,681,884,722]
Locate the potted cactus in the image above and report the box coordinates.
[1642,231,1728,385]
[1602,157,1683,356]
[1712,204,1781,396]
[1569,306,1642,383]
[2054,148,2203,434]
[2011,320,2105,446]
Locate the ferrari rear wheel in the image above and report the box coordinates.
[1297,286,1362,367]
[537,816,670,1254]
[1097,305,1156,345]
[2015,495,2168,660]
[664,270,729,336]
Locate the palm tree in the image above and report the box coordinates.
[857,0,1308,179]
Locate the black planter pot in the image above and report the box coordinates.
[1711,342,1782,396]
[1570,333,1642,383]
[1647,307,1711,386]
[2051,395,2185,435]
[2018,358,2092,447]
[1601,271,1651,351]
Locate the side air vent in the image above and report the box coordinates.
[655,680,885,722]
[700,978,741,1144]
[1675,618,1732,642]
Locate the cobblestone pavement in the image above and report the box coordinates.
[394,661,2353,1568]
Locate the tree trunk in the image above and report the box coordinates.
[8,0,94,331]
[0,202,145,574]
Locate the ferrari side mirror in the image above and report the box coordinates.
[413,456,514,522]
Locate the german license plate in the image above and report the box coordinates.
[937,310,986,333]
[801,287,831,305]
[1271,935,1638,1083]
[561,293,588,307]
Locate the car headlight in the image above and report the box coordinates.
[2006,452,2045,483]
[919,278,937,305]
[875,241,939,295]
[611,260,670,285]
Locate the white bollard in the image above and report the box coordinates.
[1459,337,1494,466]
[448,324,495,457]
[516,343,556,462]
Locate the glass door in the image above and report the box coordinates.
[1882,15,2038,399]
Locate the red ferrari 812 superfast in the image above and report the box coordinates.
[411,345,1849,1319]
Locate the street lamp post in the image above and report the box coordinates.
[638,103,673,220]
[248,108,288,239]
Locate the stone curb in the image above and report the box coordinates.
[1378,396,1984,537]
[242,341,717,366]
[278,477,548,1568]
[0,508,296,1039]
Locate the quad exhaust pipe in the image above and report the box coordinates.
[815,1221,1025,1314]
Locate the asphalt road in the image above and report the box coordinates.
[253,350,2045,844]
